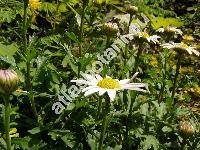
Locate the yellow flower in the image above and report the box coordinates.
[149,56,158,67]
[3,128,19,139]
[29,0,41,10]
[182,35,194,41]
[15,88,28,94]
[180,67,193,74]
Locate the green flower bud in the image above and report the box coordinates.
[0,69,19,95]
[179,121,195,137]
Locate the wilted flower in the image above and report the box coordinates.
[71,72,149,101]
[157,26,182,35]
[0,69,19,95]
[179,121,195,136]
[29,0,41,10]
[161,42,200,56]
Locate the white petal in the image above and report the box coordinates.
[71,79,88,84]
[191,49,200,56]
[107,90,117,101]
[121,83,148,91]
[106,75,111,78]
[95,74,103,81]
[84,88,100,96]
[82,73,96,81]
[82,86,97,92]
[99,88,106,96]
[130,88,148,92]
[185,48,193,55]
[119,79,130,84]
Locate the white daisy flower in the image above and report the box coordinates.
[71,72,149,101]
[161,42,200,56]
[157,26,183,35]
[136,31,160,44]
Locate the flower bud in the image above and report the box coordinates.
[179,121,195,136]
[0,69,19,95]
[101,22,119,36]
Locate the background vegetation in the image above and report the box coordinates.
[0,0,199,149]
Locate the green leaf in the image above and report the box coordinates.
[12,137,31,150]
[65,32,79,43]
[0,43,18,57]
[141,135,159,150]
[151,17,184,30]
[28,127,41,134]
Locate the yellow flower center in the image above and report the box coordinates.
[97,78,121,89]
[139,32,149,38]
[29,0,41,10]
[179,42,189,49]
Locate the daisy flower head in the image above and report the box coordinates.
[157,26,182,35]
[161,42,200,56]
[137,31,160,44]
[71,73,149,101]
[29,0,41,11]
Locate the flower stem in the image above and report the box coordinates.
[23,0,40,125]
[78,4,86,57]
[98,98,110,150]
[23,0,28,53]
[171,51,182,106]
[158,49,168,103]
[124,42,143,149]
[4,95,11,150]
[97,98,102,119]
[77,4,86,77]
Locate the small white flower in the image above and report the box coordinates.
[157,26,182,35]
[71,73,149,101]
[161,42,200,56]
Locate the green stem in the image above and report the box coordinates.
[78,4,86,57]
[98,98,110,150]
[124,14,133,62]
[53,0,60,33]
[77,4,86,77]
[133,42,143,73]
[158,50,168,103]
[4,95,11,150]
[29,93,40,124]
[171,51,182,106]
[23,0,28,53]
[124,42,143,149]
[97,98,102,119]
[23,0,39,125]
[23,0,31,90]
[106,36,110,48]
